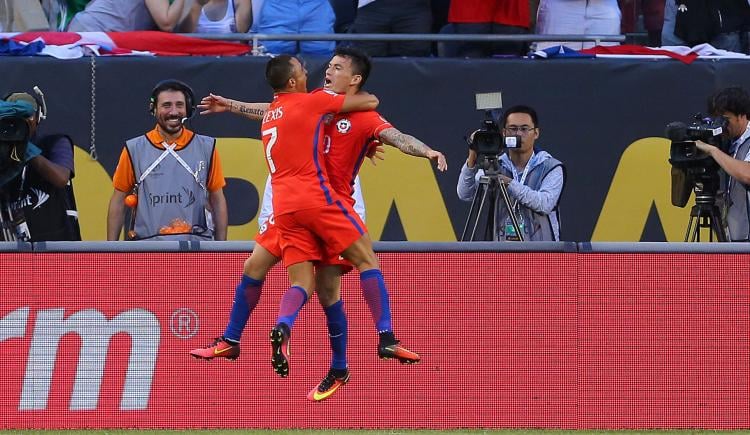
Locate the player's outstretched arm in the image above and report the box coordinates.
[378,127,448,171]
[198,93,268,121]
[341,92,378,113]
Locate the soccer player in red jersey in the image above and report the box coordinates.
[191,49,447,401]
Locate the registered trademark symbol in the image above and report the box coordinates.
[170,308,199,339]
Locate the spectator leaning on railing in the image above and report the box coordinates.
[348,0,433,57]
[662,0,750,54]
[67,0,187,32]
[179,0,252,34]
[440,0,531,57]
[536,0,622,50]
[255,0,335,55]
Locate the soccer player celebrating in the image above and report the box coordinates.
[191,48,447,401]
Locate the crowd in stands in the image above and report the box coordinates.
[8,1,750,56]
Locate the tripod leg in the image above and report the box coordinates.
[461,182,485,241]
[485,185,497,241]
[710,209,727,242]
[684,211,697,243]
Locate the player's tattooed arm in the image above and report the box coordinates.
[378,127,448,171]
[379,128,431,157]
[229,101,269,121]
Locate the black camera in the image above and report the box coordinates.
[0,115,31,176]
[0,116,30,142]
[665,114,729,208]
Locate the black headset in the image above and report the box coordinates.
[148,79,196,118]
[3,87,47,124]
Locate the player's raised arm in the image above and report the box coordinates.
[340,91,378,113]
[199,93,269,121]
[378,127,448,171]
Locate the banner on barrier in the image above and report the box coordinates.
[2,251,749,429]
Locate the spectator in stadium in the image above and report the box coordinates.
[457,105,565,241]
[0,90,81,242]
[695,87,750,241]
[439,0,530,57]
[348,0,433,57]
[41,0,91,31]
[535,0,622,50]
[67,0,187,32]
[619,0,664,47]
[330,0,357,33]
[256,0,335,55]
[106,79,227,241]
[661,0,750,53]
[179,0,252,34]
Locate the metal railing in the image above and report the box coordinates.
[182,32,627,55]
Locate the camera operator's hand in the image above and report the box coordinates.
[694,140,717,155]
[696,139,750,186]
[466,148,477,168]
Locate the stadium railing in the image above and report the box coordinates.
[182,32,628,55]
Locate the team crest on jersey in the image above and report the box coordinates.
[336,118,351,133]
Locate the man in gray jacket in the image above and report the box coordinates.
[457,105,565,241]
[696,87,750,241]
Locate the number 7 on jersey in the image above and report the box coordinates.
[262,127,278,173]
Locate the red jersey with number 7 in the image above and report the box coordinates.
[261,89,346,216]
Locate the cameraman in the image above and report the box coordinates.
[456,105,565,241]
[695,87,750,241]
[0,91,81,242]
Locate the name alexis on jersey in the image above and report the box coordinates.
[263,107,284,123]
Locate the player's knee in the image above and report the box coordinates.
[244,255,269,280]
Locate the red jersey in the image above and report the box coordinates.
[323,110,392,202]
[261,89,345,216]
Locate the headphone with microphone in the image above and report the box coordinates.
[3,86,48,124]
[148,79,196,120]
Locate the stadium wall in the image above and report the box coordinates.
[1,242,748,429]
[5,57,750,242]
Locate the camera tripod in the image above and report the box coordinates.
[460,159,523,242]
[684,192,727,242]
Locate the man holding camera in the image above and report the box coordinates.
[695,87,750,241]
[456,105,565,241]
[0,90,81,242]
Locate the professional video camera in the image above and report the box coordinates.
[461,92,525,241]
[469,92,521,173]
[665,114,729,208]
[665,114,731,242]
[0,114,31,177]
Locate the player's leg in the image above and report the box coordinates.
[308,265,349,401]
[190,243,280,360]
[270,211,323,377]
[270,260,315,378]
[302,200,420,365]
[341,234,420,364]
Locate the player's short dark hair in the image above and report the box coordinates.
[502,105,539,128]
[709,86,750,117]
[266,55,296,91]
[334,46,371,88]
